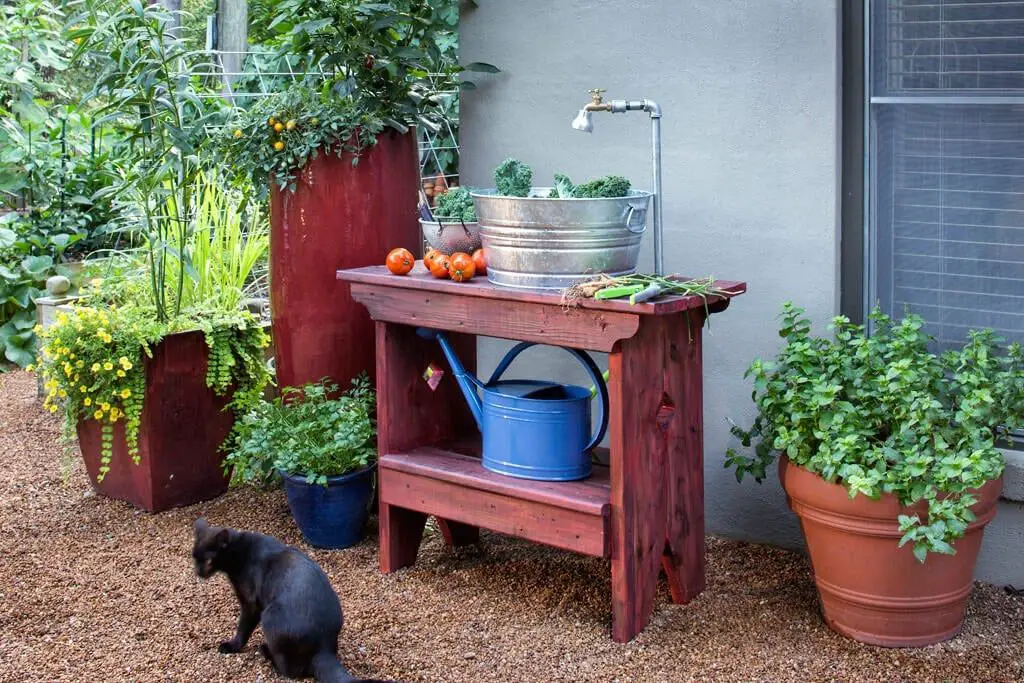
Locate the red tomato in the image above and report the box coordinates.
[385,248,415,275]
[448,252,476,282]
[472,248,487,275]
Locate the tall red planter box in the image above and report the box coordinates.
[270,129,421,391]
[76,330,234,512]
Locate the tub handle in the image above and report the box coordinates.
[625,205,647,234]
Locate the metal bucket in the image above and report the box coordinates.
[419,218,482,254]
[471,189,652,290]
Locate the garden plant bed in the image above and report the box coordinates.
[1,371,1023,683]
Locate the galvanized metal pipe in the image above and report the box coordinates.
[610,99,664,275]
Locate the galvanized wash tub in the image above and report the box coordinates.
[471,189,652,290]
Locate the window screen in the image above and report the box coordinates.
[869,0,1024,351]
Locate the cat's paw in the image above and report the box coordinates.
[218,640,241,654]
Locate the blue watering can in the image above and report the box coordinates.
[416,329,610,482]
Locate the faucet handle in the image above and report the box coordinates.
[588,88,606,104]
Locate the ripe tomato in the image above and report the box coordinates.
[428,253,451,279]
[448,252,476,282]
[385,247,414,275]
[472,248,487,275]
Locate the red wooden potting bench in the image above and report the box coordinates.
[337,265,746,642]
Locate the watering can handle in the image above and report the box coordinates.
[488,342,610,453]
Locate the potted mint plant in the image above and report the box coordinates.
[725,303,1023,647]
[224,376,377,550]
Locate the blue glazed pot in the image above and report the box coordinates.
[280,464,376,549]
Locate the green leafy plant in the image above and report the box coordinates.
[494,157,532,197]
[36,301,270,481]
[725,303,1024,562]
[433,186,476,222]
[547,173,632,199]
[221,84,387,193]
[223,376,376,488]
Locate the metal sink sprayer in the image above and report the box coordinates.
[572,88,664,276]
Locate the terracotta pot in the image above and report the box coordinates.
[76,330,234,512]
[270,129,420,392]
[779,456,1001,647]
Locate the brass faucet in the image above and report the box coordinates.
[584,88,612,112]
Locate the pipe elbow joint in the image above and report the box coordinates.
[643,100,662,118]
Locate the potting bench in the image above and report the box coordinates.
[337,265,746,642]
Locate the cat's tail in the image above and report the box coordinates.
[312,651,395,683]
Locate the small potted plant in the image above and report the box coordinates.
[421,186,481,254]
[224,376,377,550]
[725,303,1024,647]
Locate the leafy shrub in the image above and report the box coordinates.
[725,303,1024,561]
[224,376,376,487]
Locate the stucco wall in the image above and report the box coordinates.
[458,0,1022,586]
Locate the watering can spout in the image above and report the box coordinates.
[415,328,484,429]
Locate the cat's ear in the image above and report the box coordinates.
[215,528,231,549]
[194,517,209,533]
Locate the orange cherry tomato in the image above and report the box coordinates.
[385,247,415,275]
[448,252,476,282]
[471,248,487,275]
[428,253,451,279]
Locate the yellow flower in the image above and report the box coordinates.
[69,353,75,360]
[120,389,132,399]
[93,410,103,420]
[100,402,110,411]
[104,362,114,371]
[285,119,297,131]
[120,359,133,371]
[91,363,100,372]
[79,386,87,393]
[84,398,92,406]
[233,129,243,139]
[273,122,284,132]
[109,408,120,421]
[58,390,66,398]
[73,374,80,382]
[49,405,58,413]
[76,360,84,369]
[116,369,125,378]
[26,363,35,372]
[273,140,285,151]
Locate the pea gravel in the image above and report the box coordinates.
[1,370,1022,683]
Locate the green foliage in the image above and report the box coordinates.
[548,173,575,199]
[224,376,376,488]
[221,84,386,193]
[36,300,270,481]
[575,175,631,199]
[725,303,1024,562]
[433,186,476,222]
[170,169,269,310]
[548,173,632,199]
[494,157,532,197]
[68,0,223,322]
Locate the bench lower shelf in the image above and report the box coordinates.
[379,444,611,559]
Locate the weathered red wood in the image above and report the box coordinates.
[381,461,609,558]
[374,320,479,562]
[344,265,747,641]
[77,330,232,512]
[438,520,480,547]
[349,280,639,352]
[608,316,671,643]
[379,500,427,573]
[384,449,611,516]
[271,131,420,392]
[339,265,746,317]
[661,311,707,603]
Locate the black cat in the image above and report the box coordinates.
[192,518,392,683]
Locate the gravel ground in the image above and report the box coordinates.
[1,370,1022,683]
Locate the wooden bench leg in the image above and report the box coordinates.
[609,319,670,643]
[380,502,427,573]
[662,313,706,603]
[438,519,480,547]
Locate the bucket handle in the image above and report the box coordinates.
[488,342,610,453]
[625,205,647,234]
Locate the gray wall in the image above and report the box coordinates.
[458,0,1023,586]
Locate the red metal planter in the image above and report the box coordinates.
[779,456,1001,647]
[270,129,420,392]
[77,330,234,512]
